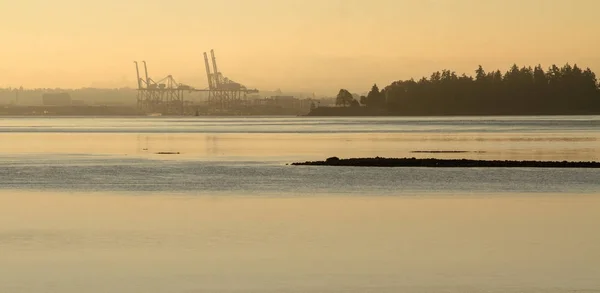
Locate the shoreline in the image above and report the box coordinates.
[3,105,600,117]
[305,106,600,117]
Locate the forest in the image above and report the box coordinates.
[332,63,600,115]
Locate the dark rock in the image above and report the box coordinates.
[326,157,340,163]
[291,157,600,168]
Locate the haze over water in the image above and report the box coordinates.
[1,116,599,293]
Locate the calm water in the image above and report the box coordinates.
[1,116,599,293]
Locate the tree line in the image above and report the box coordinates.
[335,63,600,115]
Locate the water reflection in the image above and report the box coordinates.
[1,117,599,292]
[1,192,599,293]
[2,131,599,162]
[205,135,220,156]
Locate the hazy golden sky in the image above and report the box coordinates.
[1,0,599,94]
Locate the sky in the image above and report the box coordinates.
[1,0,600,95]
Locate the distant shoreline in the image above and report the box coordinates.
[2,105,600,117]
[0,105,306,116]
[0,105,141,116]
[305,106,600,117]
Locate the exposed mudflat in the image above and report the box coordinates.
[292,157,600,168]
[410,150,486,154]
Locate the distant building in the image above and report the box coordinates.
[252,96,318,112]
[272,96,296,108]
[252,96,297,108]
[298,98,316,110]
[42,93,71,106]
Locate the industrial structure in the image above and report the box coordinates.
[134,61,192,115]
[42,92,72,106]
[203,49,258,109]
[134,50,258,115]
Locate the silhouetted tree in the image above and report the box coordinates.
[359,95,367,106]
[350,99,360,107]
[475,65,486,82]
[366,84,384,108]
[374,63,600,115]
[335,89,354,107]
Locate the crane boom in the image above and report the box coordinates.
[210,49,220,87]
[203,52,214,90]
[134,61,142,89]
[142,61,150,87]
